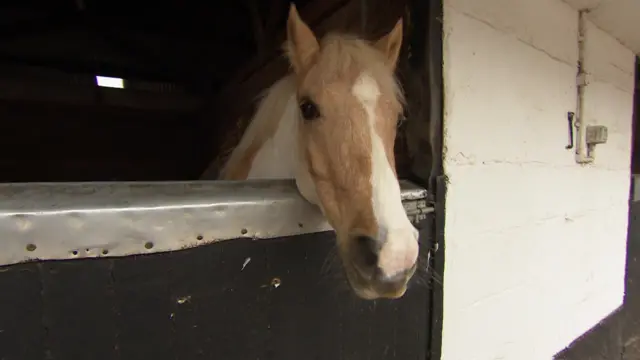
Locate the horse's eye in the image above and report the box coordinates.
[299,97,321,121]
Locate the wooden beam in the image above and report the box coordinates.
[0,75,202,112]
[0,11,79,39]
[0,22,234,86]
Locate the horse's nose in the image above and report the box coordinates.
[354,234,380,270]
[371,267,412,295]
[351,233,415,298]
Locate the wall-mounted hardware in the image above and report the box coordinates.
[565,112,575,150]
[584,124,608,158]
[573,11,608,164]
[585,125,608,145]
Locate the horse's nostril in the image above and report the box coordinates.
[376,271,405,285]
[372,269,408,294]
[355,235,379,267]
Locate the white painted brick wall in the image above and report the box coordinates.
[441,0,636,359]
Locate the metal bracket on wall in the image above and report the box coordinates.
[566,111,575,149]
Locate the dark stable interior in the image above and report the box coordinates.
[0,0,425,183]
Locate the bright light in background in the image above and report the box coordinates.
[95,75,125,89]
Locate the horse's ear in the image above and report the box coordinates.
[375,19,403,69]
[286,3,319,73]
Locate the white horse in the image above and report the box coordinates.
[219,4,418,300]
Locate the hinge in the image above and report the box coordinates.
[403,195,434,225]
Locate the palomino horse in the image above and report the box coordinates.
[220,4,418,300]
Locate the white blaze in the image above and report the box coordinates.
[351,72,419,278]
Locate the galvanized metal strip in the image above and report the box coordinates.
[0,179,430,267]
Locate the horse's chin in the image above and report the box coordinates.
[345,272,379,300]
[343,264,409,300]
